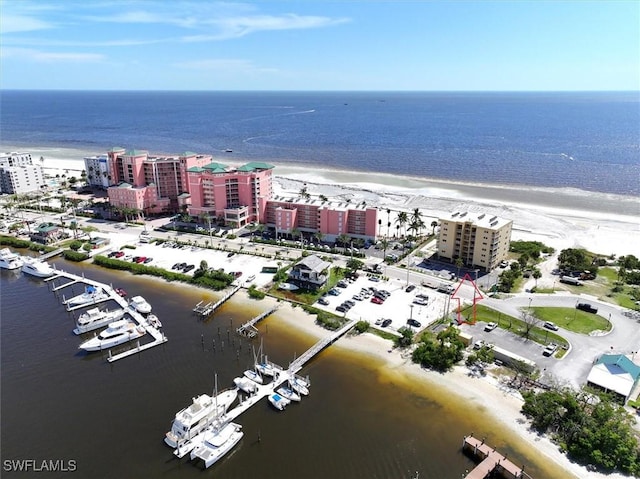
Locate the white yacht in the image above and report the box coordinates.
[243,369,263,384]
[0,248,23,270]
[129,295,152,314]
[165,388,238,450]
[146,313,162,329]
[21,256,55,278]
[290,376,310,396]
[78,319,145,352]
[276,385,301,402]
[233,377,258,394]
[190,421,243,468]
[268,392,291,411]
[65,286,108,307]
[73,307,127,335]
[255,360,280,378]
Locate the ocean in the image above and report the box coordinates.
[1,90,638,197]
[0,259,569,479]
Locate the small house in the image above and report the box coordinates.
[288,254,331,291]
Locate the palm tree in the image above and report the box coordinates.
[430,220,438,235]
[411,208,424,235]
[336,233,351,248]
[319,194,328,202]
[396,211,408,237]
[532,268,542,288]
[455,257,464,278]
[386,209,391,237]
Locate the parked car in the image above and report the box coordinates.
[407,319,422,328]
[405,284,416,292]
[337,281,348,288]
[576,303,598,314]
[484,322,498,332]
[543,343,558,356]
[371,297,384,305]
[381,319,392,328]
[328,288,341,296]
[369,276,380,282]
[413,298,428,306]
[336,305,347,313]
[543,321,559,331]
[318,297,330,306]
[143,257,153,264]
[183,264,195,273]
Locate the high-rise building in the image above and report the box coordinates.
[0,152,46,194]
[437,211,512,271]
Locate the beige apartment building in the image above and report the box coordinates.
[437,211,512,271]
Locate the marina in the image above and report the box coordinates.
[45,269,167,362]
[236,306,278,338]
[193,285,242,318]
[462,435,530,479]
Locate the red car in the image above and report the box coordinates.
[135,256,147,263]
[371,297,384,304]
[114,251,125,258]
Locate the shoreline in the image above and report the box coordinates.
[267,294,625,479]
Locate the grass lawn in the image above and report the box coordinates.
[461,304,569,350]
[530,307,611,334]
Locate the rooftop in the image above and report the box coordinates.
[237,162,275,172]
[444,211,511,229]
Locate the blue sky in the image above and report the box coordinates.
[1,0,638,91]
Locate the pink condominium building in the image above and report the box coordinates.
[93,148,212,214]
[92,147,378,240]
[262,196,378,242]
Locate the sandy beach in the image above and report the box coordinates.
[5,145,640,478]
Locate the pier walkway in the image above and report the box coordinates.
[193,285,241,318]
[236,306,278,338]
[173,319,356,459]
[46,269,168,362]
[39,248,64,260]
[462,435,530,479]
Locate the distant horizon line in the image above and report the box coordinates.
[2,89,638,94]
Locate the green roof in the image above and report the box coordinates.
[237,162,275,172]
[202,162,228,173]
[187,166,204,173]
[116,182,132,188]
[597,354,640,380]
[108,147,125,153]
[125,149,147,157]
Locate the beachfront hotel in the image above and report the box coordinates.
[436,211,512,272]
[261,195,378,242]
[0,152,46,194]
[86,148,212,214]
[86,148,378,241]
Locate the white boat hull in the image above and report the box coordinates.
[243,369,263,384]
[233,377,257,394]
[268,393,291,411]
[73,308,126,335]
[290,377,310,396]
[79,321,145,351]
[65,288,108,307]
[165,389,238,450]
[190,422,243,468]
[21,258,55,277]
[277,386,301,402]
[0,248,23,270]
[129,295,152,314]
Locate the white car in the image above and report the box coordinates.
[484,322,498,332]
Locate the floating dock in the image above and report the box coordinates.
[173,319,356,458]
[462,435,531,479]
[46,269,168,362]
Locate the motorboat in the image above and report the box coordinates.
[65,285,109,307]
[165,388,238,450]
[255,361,279,378]
[290,376,310,396]
[0,248,23,270]
[21,256,55,278]
[129,295,152,314]
[73,307,126,335]
[243,369,263,384]
[278,283,299,291]
[190,421,243,468]
[268,392,291,411]
[276,385,301,402]
[146,313,162,329]
[78,319,145,351]
[233,377,258,394]
[115,287,127,297]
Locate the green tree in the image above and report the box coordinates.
[430,220,438,235]
[396,211,408,237]
[532,268,542,288]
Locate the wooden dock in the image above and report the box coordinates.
[173,319,355,459]
[46,269,168,362]
[236,306,278,338]
[193,285,241,318]
[462,435,531,479]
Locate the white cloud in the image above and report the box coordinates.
[173,58,277,73]
[1,47,104,63]
[0,14,54,34]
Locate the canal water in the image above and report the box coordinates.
[1,258,570,478]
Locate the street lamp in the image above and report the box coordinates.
[409,304,414,321]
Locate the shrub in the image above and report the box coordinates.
[354,320,369,333]
[63,250,89,262]
[69,240,83,251]
[247,285,266,300]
